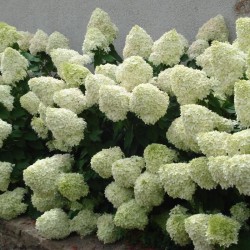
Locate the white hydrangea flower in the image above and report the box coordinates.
[206,214,241,248]
[0,85,14,111]
[116,56,153,92]
[31,117,48,139]
[99,84,131,122]
[50,48,91,75]
[97,214,123,244]
[60,62,91,87]
[82,27,109,55]
[70,209,98,237]
[112,156,145,188]
[86,8,118,46]
[0,188,27,220]
[95,63,117,81]
[0,119,12,148]
[149,29,188,66]
[46,108,87,151]
[53,88,87,114]
[23,154,73,195]
[114,199,148,230]
[130,83,169,125]
[230,202,250,224]
[234,80,250,128]
[134,172,164,208]
[38,102,47,121]
[0,22,20,52]
[143,143,178,173]
[166,205,191,246]
[196,131,230,157]
[166,117,200,153]
[235,17,250,53]
[1,47,28,85]
[104,181,134,208]
[20,91,40,115]
[184,214,212,250]
[187,39,209,60]
[91,147,124,178]
[196,15,229,42]
[153,68,174,95]
[17,31,33,51]
[189,157,217,190]
[207,156,231,189]
[225,155,250,195]
[123,25,153,59]
[31,192,65,212]
[46,31,69,54]
[85,73,117,107]
[170,65,214,105]
[36,208,70,239]
[0,161,13,191]
[181,104,233,140]
[159,163,196,200]
[28,77,66,106]
[56,173,89,202]
[196,41,246,97]
[29,29,48,55]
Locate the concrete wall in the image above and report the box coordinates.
[0,0,245,54]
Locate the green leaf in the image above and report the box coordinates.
[124,125,134,149]
[23,132,38,141]
[21,52,41,62]
[89,129,102,142]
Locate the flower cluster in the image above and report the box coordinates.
[0,161,13,191]
[0,85,14,111]
[0,119,12,148]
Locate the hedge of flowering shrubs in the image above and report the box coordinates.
[1,8,250,249]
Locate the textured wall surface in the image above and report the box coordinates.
[0,0,242,54]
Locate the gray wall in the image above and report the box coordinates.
[0,0,245,54]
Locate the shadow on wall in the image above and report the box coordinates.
[235,0,250,14]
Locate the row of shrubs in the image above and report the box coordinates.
[1,8,250,249]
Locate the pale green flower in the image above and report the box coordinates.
[187,39,209,59]
[196,15,229,42]
[166,205,191,246]
[0,22,20,52]
[29,29,48,55]
[153,68,174,95]
[116,56,153,92]
[149,29,188,66]
[20,91,40,115]
[0,119,12,148]
[91,147,124,178]
[0,85,14,111]
[112,156,145,188]
[144,143,178,173]
[46,31,69,54]
[105,182,134,208]
[134,172,164,209]
[53,88,87,114]
[99,84,131,122]
[45,108,87,151]
[130,83,169,125]
[230,202,250,224]
[36,208,70,239]
[123,25,153,59]
[0,188,27,220]
[114,199,148,230]
[184,214,212,250]
[56,173,89,202]
[95,64,117,81]
[159,163,196,200]
[31,192,65,212]
[206,214,240,248]
[235,17,250,53]
[97,214,123,244]
[0,162,13,191]
[60,62,90,87]
[70,209,98,237]
[17,31,33,51]
[23,154,73,195]
[234,80,250,128]
[189,157,217,190]
[31,117,48,139]
[28,77,66,106]
[1,47,28,84]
